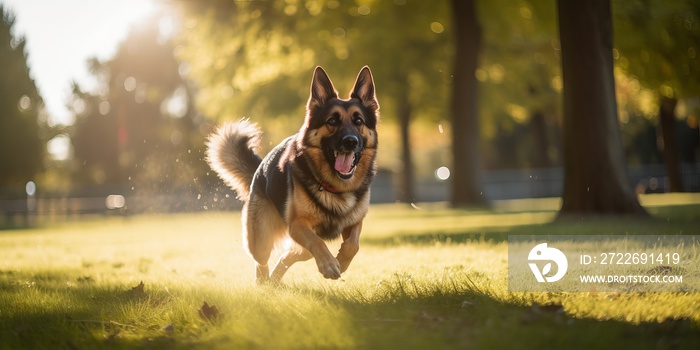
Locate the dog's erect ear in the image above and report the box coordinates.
[308,66,338,110]
[350,66,379,112]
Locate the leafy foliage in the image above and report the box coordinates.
[176,1,451,154]
[0,6,45,188]
[613,0,700,99]
[68,16,211,193]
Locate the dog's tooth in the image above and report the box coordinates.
[334,151,338,158]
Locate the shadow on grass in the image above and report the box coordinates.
[2,268,700,349]
[0,269,225,350]
[294,274,700,350]
[363,211,700,247]
[645,204,700,221]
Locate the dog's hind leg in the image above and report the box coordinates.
[270,247,313,282]
[336,221,362,273]
[243,198,283,285]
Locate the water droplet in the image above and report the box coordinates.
[197,194,201,200]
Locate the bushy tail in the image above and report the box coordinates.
[206,119,262,200]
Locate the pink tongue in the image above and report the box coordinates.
[334,152,354,173]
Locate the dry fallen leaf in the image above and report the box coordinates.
[77,276,94,283]
[129,281,145,294]
[198,302,220,322]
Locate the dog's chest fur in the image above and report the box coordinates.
[253,136,370,240]
[289,176,369,240]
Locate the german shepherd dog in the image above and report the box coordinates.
[206,66,379,284]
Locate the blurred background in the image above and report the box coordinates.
[0,0,698,225]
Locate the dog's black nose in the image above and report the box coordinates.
[341,135,359,150]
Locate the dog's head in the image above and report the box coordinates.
[299,66,379,189]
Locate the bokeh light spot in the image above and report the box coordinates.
[25,181,36,196]
[430,22,444,34]
[18,95,31,111]
[435,166,450,181]
[124,76,137,92]
[99,101,111,115]
[105,195,126,209]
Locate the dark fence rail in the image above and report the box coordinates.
[1,163,698,226]
[412,163,700,202]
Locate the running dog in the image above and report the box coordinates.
[206,66,379,284]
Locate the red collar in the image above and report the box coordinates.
[319,181,342,194]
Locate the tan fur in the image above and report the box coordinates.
[205,120,262,199]
[243,193,287,282]
[299,106,377,194]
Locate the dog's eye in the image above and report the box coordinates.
[353,113,364,126]
[327,115,340,126]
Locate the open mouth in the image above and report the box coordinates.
[333,150,359,180]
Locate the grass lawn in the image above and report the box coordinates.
[1,194,700,349]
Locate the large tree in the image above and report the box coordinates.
[450,0,485,206]
[557,0,646,216]
[0,6,44,188]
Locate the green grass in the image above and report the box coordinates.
[1,194,700,349]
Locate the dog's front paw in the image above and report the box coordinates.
[316,257,341,280]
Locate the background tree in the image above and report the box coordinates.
[448,0,562,204]
[177,0,452,203]
[69,16,208,197]
[325,1,452,203]
[175,0,691,207]
[69,80,120,186]
[613,0,700,192]
[0,6,45,190]
[477,0,562,170]
[557,0,646,216]
[450,0,485,206]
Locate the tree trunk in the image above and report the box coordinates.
[450,0,485,207]
[557,0,646,216]
[530,111,551,168]
[396,83,415,203]
[658,96,684,192]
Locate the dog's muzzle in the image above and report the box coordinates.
[333,135,361,180]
